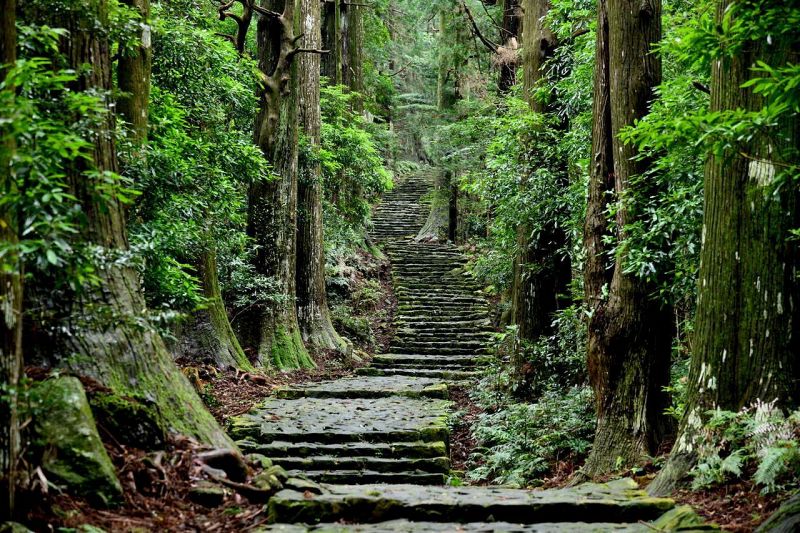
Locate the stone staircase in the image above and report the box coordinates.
[230,169,693,531]
[369,171,430,240]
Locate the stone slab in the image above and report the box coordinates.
[268,479,674,525]
[275,376,449,400]
[229,397,451,444]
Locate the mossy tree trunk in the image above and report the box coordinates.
[580,0,672,478]
[510,0,570,395]
[649,0,800,496]
[296,0,347,352]
[33,0,232,448]
[498,0,522,93]
[117,0,151,143]
[175,248,254,371]
[240,0,315,370]
[0,0,21,518]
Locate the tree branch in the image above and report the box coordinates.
[460,0,499,53]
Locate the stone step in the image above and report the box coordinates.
[357,367,482,380]
[393,331,491,339]
[287,471,448,485]
[395,313,488,326]
[239,440,447,460]
[272,455,449,474]
[267,479,675,524]
[275,375,448,400]
[260,512,706,532]
[229,397,451,444]
[389,347,488,356]
[374,354,488,367]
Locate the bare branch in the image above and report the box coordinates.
[459,0,499,53]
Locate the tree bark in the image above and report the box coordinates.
[341,0,364,108]
[498,0,522,93]
[174,248,254,370]
[117,0,152,143]
[321,0,342,84]
[649,0,800,496]
[296,0,347,352]
[37,0,232,448]
[0,0,21,518]
[510,0,569,394]
[240,0,315,369]
[580,0,672,479]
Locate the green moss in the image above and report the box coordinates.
[270,325,316,370]
[31,377,123,507]
[89,392,168,450]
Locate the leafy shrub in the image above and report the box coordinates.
[691,402,800,494]
[468,387,595,487]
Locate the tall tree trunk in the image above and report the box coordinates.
[296,0,347,352]
[117,0,152,143]
[649,0,800,496]
[510,0,569,394]
[174,248,254,370]
[580,0,672,478]
[241,0,315,369]
[498,0,522,92]
[35,0,232,448]
[341,0,364,110]
[0,0,21,519]
[321,0,342,84]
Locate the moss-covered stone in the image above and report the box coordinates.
[756,494,800,533]
[189,481,226,507]
[31,377,123,506]
[650,505,717,530]
[88,392,167,450]
[246,452,274,469]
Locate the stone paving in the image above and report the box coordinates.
[232,171,703,531]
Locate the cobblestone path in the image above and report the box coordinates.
[231,172,701,532]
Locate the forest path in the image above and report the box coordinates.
[229,171,683,531]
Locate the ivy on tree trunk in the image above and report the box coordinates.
[649,0,800,495]
[33,0,232,449]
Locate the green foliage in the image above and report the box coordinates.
[468,387,595,486]
[691,402,800,494]
[126,9,267,315]
[319,83,393,254]
[0,25,133,291]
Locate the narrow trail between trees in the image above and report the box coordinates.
[228,171,687,531]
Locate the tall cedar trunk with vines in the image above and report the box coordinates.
[498,0,522,93]
[580,0,672,478]
[0,0,21,519]
[34,0,232,448]
[321,0,342,85]
[510,0,570,395]
[296,0,347,351]
[241,0,315,369]
[649,0,800,496]
[117,0,151,143]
